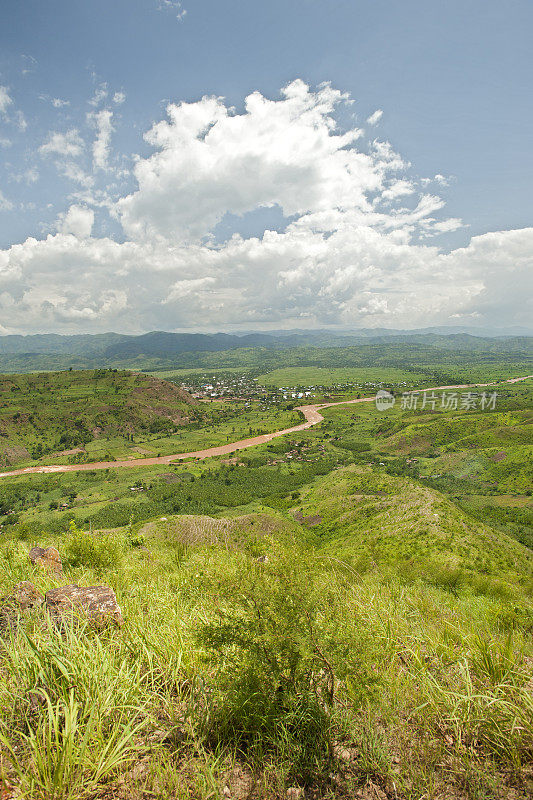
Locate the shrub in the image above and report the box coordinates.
[63,521,126,573]
[197,549,377,783]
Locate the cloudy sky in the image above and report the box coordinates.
[0,0,531,335]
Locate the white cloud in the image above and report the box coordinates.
[89,109,114,170]
[113,91,126,105]
[61,163,94,188]
[39,95,70,108]
[117,80,373,243]
[56,204,94,238]
[381,179,415,201]
[39,129,93,187]
[88,84,108,107]
[0,81,531,334]
[15,110,27,132]
[157,1,187,20]
[0,86,13,114]
[421,173,451,188]
[11,168,39,185]
[0,190,13,212]
[0,137,11,148]
[40,129,84,158]
[366,109,383,125]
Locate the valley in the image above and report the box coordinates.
[0,337,532,799]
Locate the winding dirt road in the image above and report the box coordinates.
[1,375,531,479]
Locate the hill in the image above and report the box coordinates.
[0,369,200,468]
[0,463,531,798]
[0,330,531,375]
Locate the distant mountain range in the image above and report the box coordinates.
[0,328,531,374]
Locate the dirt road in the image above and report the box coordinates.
[1,374,531,479]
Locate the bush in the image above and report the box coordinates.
[197,549,378,782]
[63,521,126,573]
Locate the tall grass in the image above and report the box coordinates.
[0,507,530,798]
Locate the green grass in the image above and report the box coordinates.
[0,369,201,469]
[255,366,426,387]
[0,370,302,469]
[0,465,531,798]
[0,363,532,796]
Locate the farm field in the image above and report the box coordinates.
[254,366,426,387]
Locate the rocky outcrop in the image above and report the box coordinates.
[45,584,123,627]
[29,546,63,574]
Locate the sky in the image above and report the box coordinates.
[0,0,531,335]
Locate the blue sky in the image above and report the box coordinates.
[0,0,531,333]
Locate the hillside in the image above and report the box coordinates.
[0,330,531,376]
[0,370,200,468]
[0,465,531,798]
[0,367,531,798]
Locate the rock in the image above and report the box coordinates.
[256,555,269,564]
[0,581,44,632]
[45,585,123,627]
[333,743,354,762]
[29,546,62,574]
[287,789,304,800]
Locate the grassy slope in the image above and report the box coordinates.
[0,466,531,798]
[0,367,532,797]
[296,465,532,599]
[0,370,302,469]
[0,370,200,467]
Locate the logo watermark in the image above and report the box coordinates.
[375,389,498,412]
[375,389,396,411]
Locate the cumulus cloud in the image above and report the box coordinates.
[89,109,114,170]
[113,91,126,105]
[0,80,531,334]
[0,86,13,115]
[56,205,94,238]
[366,109,383,125]
[117,80,377,243]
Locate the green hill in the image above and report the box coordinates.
[0,462,531,798]
[0,369,200,468]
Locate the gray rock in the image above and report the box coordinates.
[45,584,123,627]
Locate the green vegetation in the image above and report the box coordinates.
[0,463,531,798]
[255,366,425,387]
[0,370,301,469]
[0,370,199,468]
[0,353,531,798]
